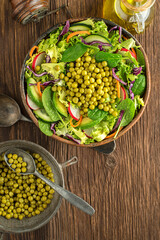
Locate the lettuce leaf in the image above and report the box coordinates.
[90,114,117,141]
[120,38,136,49]
[41,62,65,79]
[90,20,109,38]
[133,95,144,114]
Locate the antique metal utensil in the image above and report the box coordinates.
[0,94,31,127]
[4,148,95,216]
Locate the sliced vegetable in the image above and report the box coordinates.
[27,65,48,77]
[79,117,101,130]
[37,82,42,97]
[27,78,43,108]
[70,116,83,127]
[83,128,93,139]
[70,19,94,30]
[120,86,127,100]
[29,46,39,58]
[108,26,118,33]
[111,110,124,133]
[121,48,137,59]
[131,48,137,59]
[105,127,123,139]
[26,94,39,110]
[68,103,80,121]
[42,86,60,121]
[52,92,68,117]
[112,68,127,85]
[34,109,52,122]
[69,24,91,31]
[133,66,142,75]
[58,20,70,40]
[51,123,56,134]
[129,80,135,100]
[119,26,122,43]
[32,52,46,71]
[66,31,90,43]
[84,34,111,45]
[117,80,120,98]
[65,134,81,144]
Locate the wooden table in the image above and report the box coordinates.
[0,0,159,239]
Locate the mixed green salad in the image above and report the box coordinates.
[25,18,146,144]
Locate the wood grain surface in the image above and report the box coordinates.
[0,0,159,239]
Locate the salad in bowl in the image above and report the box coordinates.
[22,18,149,146]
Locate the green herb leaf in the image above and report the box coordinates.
[136,49,146,71]
[88,107,108,121]
[61,43,88,62]
[117,98,135,127]
[38,119,53,136]
[132,74,146,96]
[95,51,122,68]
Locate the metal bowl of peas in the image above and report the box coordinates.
[0,140,77,233]
[20,17,150,147]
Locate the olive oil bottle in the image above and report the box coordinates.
[103,0,156,34]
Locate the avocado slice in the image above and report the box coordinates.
[52,92,68,117]
[34,109,52,122]
[42,86,60,122]
[79,117,100,129]
[27,78,43,108]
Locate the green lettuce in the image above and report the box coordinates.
[133,95,144,114]
[41,62,65,79]
[90,20,109,38]
[90,114,117,141]
[120,38,136,49]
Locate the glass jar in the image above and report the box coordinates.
[103,0,156,34]
[10,0,49,24]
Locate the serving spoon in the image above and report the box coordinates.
[0,94,31,127]
[4,148,95,216]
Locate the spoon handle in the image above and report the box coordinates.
[20,114,32,122]
[34,170,95,216]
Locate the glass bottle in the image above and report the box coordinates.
[10,0,49,24]
[103,0,156,34]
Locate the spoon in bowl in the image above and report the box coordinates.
[0,94,31,127]
[4,148,95,216]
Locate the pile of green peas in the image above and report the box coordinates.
[7,153,27,173]
[0,152,54,220]
[54,51,119,118]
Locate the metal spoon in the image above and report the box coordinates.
[4,148,95,216]
[0,94,31,127]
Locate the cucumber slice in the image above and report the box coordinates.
[34,109,52,122]
[38,119,53,137]
[70,24,91,31]
[42,86,60,122]
[84,34,111,44]
[72,19,94,28]
[27,78,43,108]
